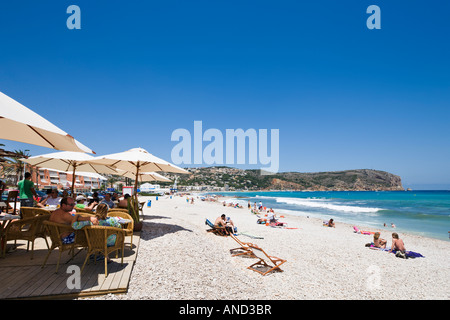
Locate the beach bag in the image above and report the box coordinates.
[257,218,266,224]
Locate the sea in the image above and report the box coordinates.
[204,190,450,241]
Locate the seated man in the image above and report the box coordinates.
[118,194,131,209]
[37,189,52,207]
[37,189,62,208]
[214,214,237,235]
[100,193,115,209]
[75,195,97,211]
[389,232,406,255]
[49,197,98,243]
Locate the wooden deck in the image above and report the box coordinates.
[0,232,140,299]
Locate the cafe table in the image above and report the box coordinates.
[117,219,132,225]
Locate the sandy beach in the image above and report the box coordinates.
[87,194,450,300]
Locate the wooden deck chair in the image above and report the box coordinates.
[229,234,258,257]
[80,226,125,278]
[247,244,286,276]
[205,218,228,236]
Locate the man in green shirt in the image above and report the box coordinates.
[18,172,37,209]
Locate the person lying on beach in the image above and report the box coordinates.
[373,232,387,249]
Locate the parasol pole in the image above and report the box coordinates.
[71,162,77,197]
[134,163,140,221]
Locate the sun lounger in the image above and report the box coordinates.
[228,233,258,257]
[205,218,228,236]
[247,244,286,276]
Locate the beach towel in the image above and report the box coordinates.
[403,251,425,258]
[368,245,424,258]
[353,226,375,235]
[269,221,286,227]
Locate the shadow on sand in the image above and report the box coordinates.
[139,216,192,241]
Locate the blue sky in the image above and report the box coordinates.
[1,1,449,189]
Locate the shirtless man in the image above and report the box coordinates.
[118,194,131,209]
[49,197,98,243]
[389,232,406,255]
[214,214,235,235]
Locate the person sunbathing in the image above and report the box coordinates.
[215,214,236,235]
[389,232,406,253]
[373,232,387,249]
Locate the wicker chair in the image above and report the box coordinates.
[33,207,52,216]
[41,220,88,273]
[107,211,134,249]
[76,212,95,218]
[108,208,129,213]
[3,214,50,259]
[81,226,125,277]
[75,207,94,214]
[20,207,37,219]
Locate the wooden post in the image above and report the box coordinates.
[71,163,77,197]
[133,164,140,221]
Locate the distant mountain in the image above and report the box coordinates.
[170,167,404,191]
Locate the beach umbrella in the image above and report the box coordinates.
[21,151,117,195]
[0,91,95,153]
[118,170,172,183]
[87,148,189,174]
[87,147,189,220]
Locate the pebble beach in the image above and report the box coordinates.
[86,194,450,300]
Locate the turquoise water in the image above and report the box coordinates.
[207,191,450,241]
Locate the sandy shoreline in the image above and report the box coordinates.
[86,194,450,300]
